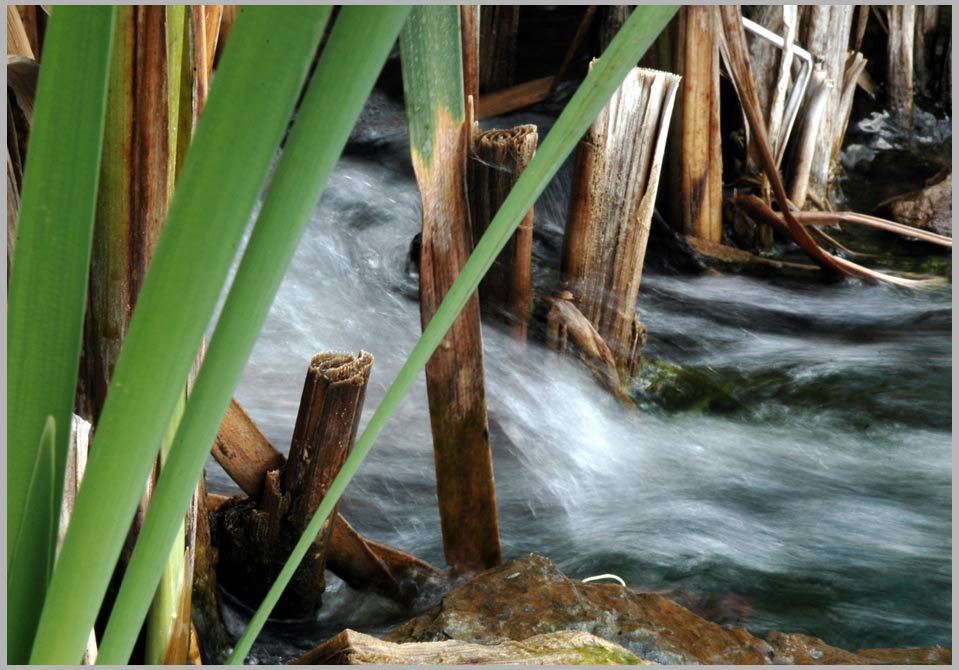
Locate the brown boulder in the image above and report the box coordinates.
[888,171,952,237]
[766,631,872,665]
[857,646,952,665]
[765,632,953,666]
[386,554,774,664]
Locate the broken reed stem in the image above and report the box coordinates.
[793,5,855,202]
[16,5,43,58]
[789,64,830,209]
[327,514,443,607]
[766,5,797,162]
[561,63,680,380]
[215,5,238,64]
[834,52,868,168]
[546,294,633,403]
[214,352,374,616]
[58,416,98,664]
[212,398,285,497]
[479,5,520,93]
[885,5,916,130]
[202,6,223,77]
[212,397,444,606]
[7,5,35,58]
[797,209,952,248]
[669,5,722,242]
[478,76,554,119]
[460,5,479,109]
[81,5,171,424]
[467,124,538,340]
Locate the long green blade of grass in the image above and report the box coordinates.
[95,6,410,663]
[6,7,115,664]
[226,5,679,663]
[7,417,56,664]
[29,8,331,664]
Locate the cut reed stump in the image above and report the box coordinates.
[213,352,373,616]
[401,7,501,576]
[668,6,722,243]
[478,76,554,119]
[467,124,538,340]
[560,64,680,381]
[212,397,444,606]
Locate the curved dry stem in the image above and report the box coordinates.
[797,211,952,248]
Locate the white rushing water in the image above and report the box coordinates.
[207,102,951,662]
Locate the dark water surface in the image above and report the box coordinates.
[207,97,952,662]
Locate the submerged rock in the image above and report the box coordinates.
[385,554,952,665]
[295,629,650,665]
[888,170,952,237]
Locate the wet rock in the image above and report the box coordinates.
[766,631,871,664]
[856,645,952,665]
[295,629,651,665]
[888,171,952,237]
[766,632,953,666]
[386,554,774,665]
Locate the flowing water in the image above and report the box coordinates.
[207,96,952,662]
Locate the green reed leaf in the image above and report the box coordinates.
[28,8,331,664]
[6,7,115,663]
[96,6,410,663]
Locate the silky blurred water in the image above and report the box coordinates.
[207,98,951,662]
